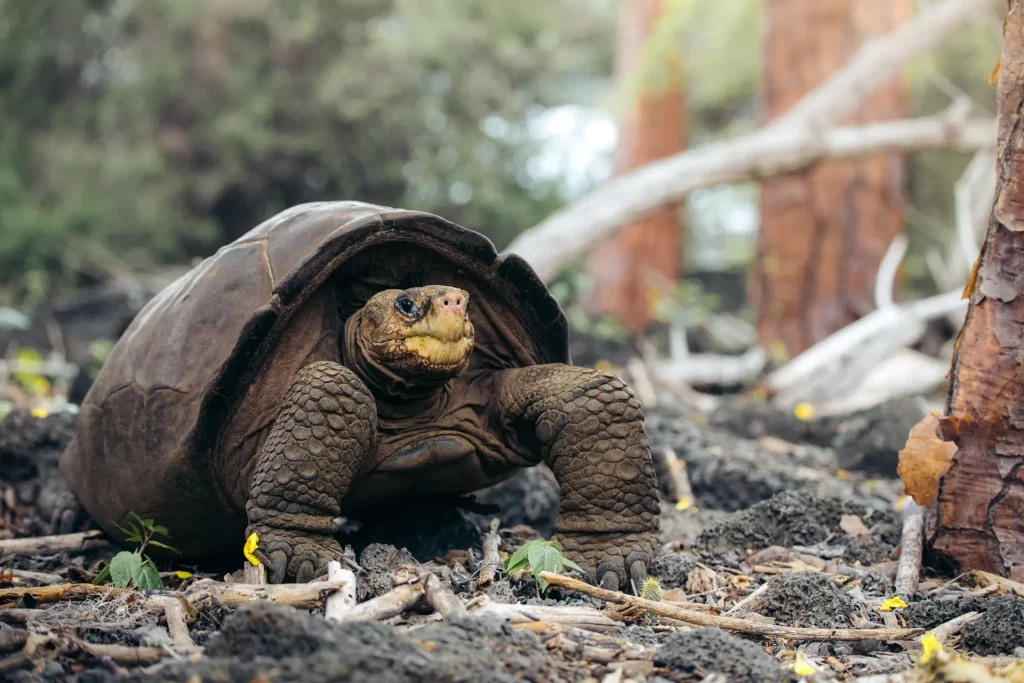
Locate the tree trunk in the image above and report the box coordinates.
[753,0,910,358]
[931,0,1024,582]
[584,0,685,335]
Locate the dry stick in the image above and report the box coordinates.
[0,531,109,557]
[662,447,695,508]
[932,611,983,644]
[420,570,468,621]
[723,582,770,617]
[505,0,1000,281]
[334,582,425,623]
[7,568,64,585]
[895,500,926,598]
[478,518,502,587]
[537,572,924,642]
[242,559,267,585]
[325,561,357,622]
[473,598,620,633]
[79,642,169,667]
[150,596,201,655]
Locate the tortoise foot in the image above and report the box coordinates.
[553,530,656,594]
[50,490,88,535]
[247,524,342,584]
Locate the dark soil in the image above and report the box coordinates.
[759,571,856,628]
[654,627,792,683]
[116,602,577,683]
[962,596,1024,656]
[649,551,699,590]
[693,490,898,565]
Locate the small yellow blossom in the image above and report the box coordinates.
[243,533,261,566]
[787,651,817,677]
[30,406,48,419]
[836,469,850,481]
[175,570,193,579]
[593,359,614,372]
[919,631,942,663]
[675,497,690,511]
[794,402,816,421]
[878,596,908,612]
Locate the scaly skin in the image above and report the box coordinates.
[245,361,376,583]
[498,364,660,591]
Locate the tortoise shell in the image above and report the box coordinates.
[60,201,569,554]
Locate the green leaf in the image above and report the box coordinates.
[528,542,548,575]
[532,543,563,575]
[109,551,141,588]
[150,525,170,537]
[91,564,112,585]
[133,558,162,590]
[561,557,584,574]
[147,540,180,554]
[503,543,532,574]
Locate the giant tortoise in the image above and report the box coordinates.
[58,202,660,587]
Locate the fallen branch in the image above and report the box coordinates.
[473,597,621,633]
[895,500,926,598]
[537,572,924,642]
[325,561,357,622]
[333,582,425,623]
[723,582,769,617]
[150,596,200,655]
[660,447,696,508]
[0,531,109,558]
[6,568,64,585]
[932,611,983,644]
[477,518,501,588]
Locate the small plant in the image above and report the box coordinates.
[503,539,583,595]
[92,512,178,589]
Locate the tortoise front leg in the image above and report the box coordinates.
[497,364,660,592]
[246,360,376,583]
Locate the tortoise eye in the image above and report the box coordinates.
[395,295,420,318]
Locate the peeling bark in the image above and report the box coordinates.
[934,0,1024,582]
[584,0,685,335]
[754,0,911,357]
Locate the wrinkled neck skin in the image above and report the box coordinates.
[342,311,451,419]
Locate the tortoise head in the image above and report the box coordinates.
[356,285,475,380]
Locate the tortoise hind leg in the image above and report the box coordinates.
[246,361,377,583]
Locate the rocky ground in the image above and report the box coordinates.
[2,395,1023,682]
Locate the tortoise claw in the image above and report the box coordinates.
[629,560,648,596]
[248,525,341,584]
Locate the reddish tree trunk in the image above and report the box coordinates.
[931,1,1024,581]
[753,0,910,358]
[585,0,685,335]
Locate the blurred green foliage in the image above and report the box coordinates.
[0,0,614,303]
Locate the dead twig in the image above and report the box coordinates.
[894,500,925,598]
[420,569,468,621]
[661,447,695,509]
[473,596,620,633]
[723,582,769,617]
[333,582,425,623]
[0,531,109,558]
[150,596,201,655]
[537,572,924,642]
[477,518,501,587]
[932,611,983,644]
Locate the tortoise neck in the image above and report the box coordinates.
[342,311,449,415]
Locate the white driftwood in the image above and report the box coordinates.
[420,569,468,621]
[477,518,502,587]
[333,582,425,622]
[812,350,944,418]
[150,596,201,655]
[325,561,357,622]
[653,347,767,388]
[763,289,967,403]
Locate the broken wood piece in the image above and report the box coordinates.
[420,569,467,621]
[894,500,925,598]
[0,531,109,558]
[325,561,357,622]
[0,582,131,605]
[963,569,1024,596]
[932,611,983,644]
[477,518,501,587]
[661,447,695,509]
[6,569,64,585]
[474,598,620,633]
[184,577,351,609]
[537,572,925,642]
[333,581,424,623]
[150,596,201,655]
[242,559,266,585]
[80,642,170,667]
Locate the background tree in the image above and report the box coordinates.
[752,0,912,359]
[584,0,686,335]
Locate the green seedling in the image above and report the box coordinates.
[503,538,583,595]
[92,511,178,589]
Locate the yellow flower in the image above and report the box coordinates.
[794,402,816,421]
[675,497,690,511]
[30,406,48,419]
[919,632,942,663]
[878,596,907,612]
[836,469,850,481]
[788,651,817,677]
[243,533,261,566]
[175,570,193,579]
[593,359,614,372]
